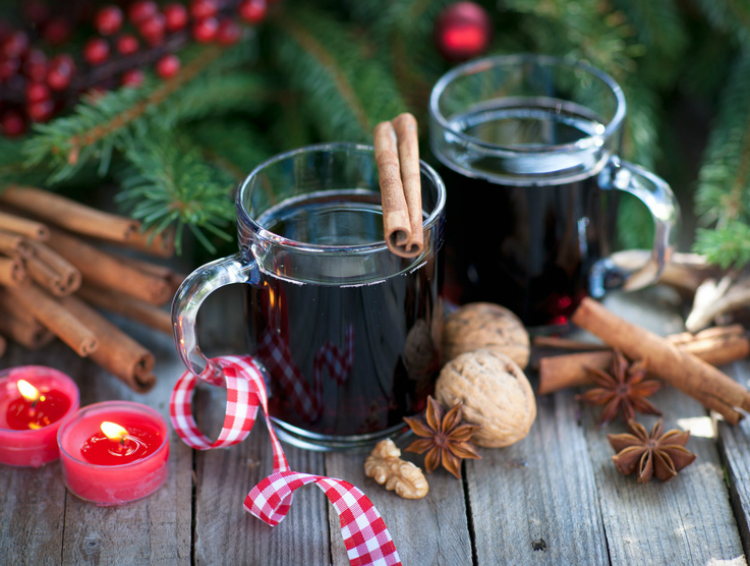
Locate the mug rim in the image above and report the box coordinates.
[236,142,447,256]
[428,53,627,154]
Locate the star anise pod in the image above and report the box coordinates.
[576,349,662,425]
[403,395,481,479]
[608,420,697,483]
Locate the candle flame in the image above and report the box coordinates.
[17,380,40,402]
[101,421,128,442]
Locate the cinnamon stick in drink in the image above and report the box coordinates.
[392,112,423,256]
[77,283,173,336]
[0,185,139,244]
[3,283,98,356]
[0,256,28,287]
[24,240,81,296]
[375,121,411,256]
[0,210,48,240]
[58,294,156,393]
[571,297,750,424]
[45,228,172,305]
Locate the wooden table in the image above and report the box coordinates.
[3,285,750,566]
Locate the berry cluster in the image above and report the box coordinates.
[0,0,275,138]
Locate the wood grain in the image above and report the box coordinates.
[326,441,473,566]
[467,389,608,565]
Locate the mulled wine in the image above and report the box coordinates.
[245,191,442,439]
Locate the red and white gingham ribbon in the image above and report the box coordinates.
[256,325,354,422]
[170,354,401,566]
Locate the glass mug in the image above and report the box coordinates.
[429,54,679,327]
[173,143,446,451]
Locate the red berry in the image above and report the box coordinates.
[23,49,47,82]
[164,3,189,32]
[42,18,71,46]
[139,13,166,45]
[156,54,180,78]
[116,34,139,55]
[216,19,241,45]
[239,0,267,24]
[192,17,218,43]
[3,32,29,58]
[129,1,158,24]
[25,82,50,103]
[27,99,54,122]
[190,0,219,20]
[84,38,110,65]
[95,6,124,36]
[0,56,20,81]
[121,69,144,87]
[1,110,26,137]
[46,54,75,90]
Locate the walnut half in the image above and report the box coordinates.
[364,439,429,499]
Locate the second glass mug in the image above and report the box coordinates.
[173,143,446,451]
[429,54,680,327]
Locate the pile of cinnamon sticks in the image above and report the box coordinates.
[0,185,182,393]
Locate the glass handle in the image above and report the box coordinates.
[172,252,260,382]
[590,156,680,298]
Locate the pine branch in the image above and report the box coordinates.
[115,128,236,255]
[271,6,407,142]
[23,46,225,183]
[689,0,750,44]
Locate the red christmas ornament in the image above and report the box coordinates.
[1,110,26,137]
[122,69,145,87]
[23,49,48,82]
[116,34,140,56]
[25,82,50,104]
[139,13,166,45]
[192,18,218,43]
[190,0,219,20]
[27,99,54,122]
[434,2,492,62]
[216,19,242,45]
[129,1,158,25]
[46,55,75,91]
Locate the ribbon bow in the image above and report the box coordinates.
[170,355,401,566]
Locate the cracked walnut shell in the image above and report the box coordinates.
[365,439,429,499]
[436,349,536,448]
[442,302,530,369]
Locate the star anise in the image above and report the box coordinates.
[608,420,697,483]
[576,349,662,425]
[403,395,481,479]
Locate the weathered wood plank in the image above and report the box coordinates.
[717,360,750,558]
[326,442,473,566]
[60,325,192,566]
[193,386,330,566]
[467,388,608,565]
[583,290,746,566]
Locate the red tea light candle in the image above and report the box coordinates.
[0,366,80,467]
[57,401,169,506]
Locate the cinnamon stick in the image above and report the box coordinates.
[0,210,49,240]
[116,255,186,295]
[0,308,54,349]
[392,112,423,256]
[0,289,55,349]
[45,228,172,305]
[77,283,173,336]
[375,121,411,255]
[533,336,610,351]
[3,283,98,356]
[119,227,176,258]
[0,335,5,359]
[24,240,81,296]
[0,185,139,244]
[0,256,29,287]
[58,294,156,393]
[0,230,33,258]
[571,297,750,424]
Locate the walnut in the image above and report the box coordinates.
[435,349,536,448]
[442,302,530,369]
[364,439,429,499]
